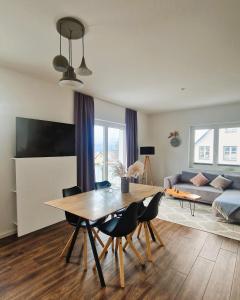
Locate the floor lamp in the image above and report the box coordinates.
[140,146,155,186]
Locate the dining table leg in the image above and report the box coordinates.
[66,218,81,263]
[85,220,106,288]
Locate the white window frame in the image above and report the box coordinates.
[94,119,126,181]
[189,122,240,170]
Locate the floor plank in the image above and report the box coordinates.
[176,256,214,300]
[199,233,223,261]
[221,237,239,253]
[203,249,237,300]
[0,219,239,300]
[230,244,240,300]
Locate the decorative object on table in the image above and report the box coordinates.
[121,177,130,193]
[112,161,144,193]
[168,131,181,147]
[140,146,155,186]
[52,17,93,89]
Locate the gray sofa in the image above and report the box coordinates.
[164,170,240,222]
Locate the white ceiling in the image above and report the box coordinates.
[1,0,240,113]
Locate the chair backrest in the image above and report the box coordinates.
[138,192,163,222]
[62,186,82,225]
[112,202,139,237]
[94,180,111,190]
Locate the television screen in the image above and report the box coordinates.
[16,117,75,157]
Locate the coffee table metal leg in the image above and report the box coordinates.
[189,202,196,216]
[179,199,183,208]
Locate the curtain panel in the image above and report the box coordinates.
[74,92,95,192]
[125,108,138,167]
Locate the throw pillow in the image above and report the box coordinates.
[190,172,209,187]
[210,175,232,190]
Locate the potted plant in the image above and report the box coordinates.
[112,161,144,193]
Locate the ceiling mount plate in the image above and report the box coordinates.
[56,17,85,40]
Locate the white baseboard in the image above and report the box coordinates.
[0,228,17,239]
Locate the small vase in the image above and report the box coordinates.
[121,177,129,193]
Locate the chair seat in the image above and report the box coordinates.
[97,217,119,236]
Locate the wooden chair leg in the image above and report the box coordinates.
[83,229,88,271]
[115,238,119,254]
[126,236,145,265]
[60,230,75,257]
[92,237,113,270]
[112,238,115,252]
[137,223,142,238]
[149,221,164,246]
[92,227,104,248]
[118,238,125,288]
[123,238,129,250]
[123,227,137,250]
[143,222,152,261]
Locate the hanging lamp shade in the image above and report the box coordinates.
[58,66,83,88]
[53,55,69,72]
[76,56,92,76]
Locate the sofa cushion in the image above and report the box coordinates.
[224,174,240,190]
[202,172,219,183]
[210,175,232,191]
[173,183,222,204]
[190,172,209,186]
[180,171,198,183]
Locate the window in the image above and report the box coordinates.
[199,146,210,160]
[225,128,238,133]
[190,124,240,168]
[94,121,126,185]
[193,129,214,164]
[223,146,237,162]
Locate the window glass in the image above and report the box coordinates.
[94,125,104,181]
[94,122,125,185]
[193,129,214,164]
[219,127,240,165]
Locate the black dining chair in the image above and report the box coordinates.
[94,202,145,288]
[60,186,105,270]
[94,180,111,190]
[135,192,164,261]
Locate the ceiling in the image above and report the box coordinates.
[1,0,240,113]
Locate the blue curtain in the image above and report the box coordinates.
[125,108,138,167]
[74,92,95,192]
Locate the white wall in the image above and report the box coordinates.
[0,67,149,238]
[148,103,240,185]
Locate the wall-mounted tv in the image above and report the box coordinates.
[16,117,75,158]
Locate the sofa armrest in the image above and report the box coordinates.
[164,174,181,189]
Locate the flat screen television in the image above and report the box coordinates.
[16,117,75,158]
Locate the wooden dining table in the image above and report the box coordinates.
[45,183,162,287]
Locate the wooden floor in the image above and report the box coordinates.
[0,219,240,300]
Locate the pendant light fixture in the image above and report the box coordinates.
[52,23,69,72]
[59,38,83,88]
[76,35,92,76]
[53,17,92,88]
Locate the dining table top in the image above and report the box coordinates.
[45,183,163,221]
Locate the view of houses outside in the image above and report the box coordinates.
[194,127,240,165]
[94,125,125,185]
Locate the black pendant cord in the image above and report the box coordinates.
[82,35,85,58]
[59,23,62,56]
[68,30,73,67]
